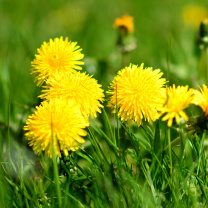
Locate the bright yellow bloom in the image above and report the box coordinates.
[39,71,104,118]
[107,64,167,126]
[31,37,84,86]
[182,4,207,29]
[192,84,208,116]
[114,15,134,33]
[159,85,194,127]
[24,99,89,158]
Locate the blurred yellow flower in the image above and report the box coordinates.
[107,64,166,126]
[114,15,134,33]
[24,99,89,158]
[182,4,207,29]
[31,37,84,86]
[40,71,104,118]
[159,85,194,127]
[192,84,208,116]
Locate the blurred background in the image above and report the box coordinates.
[0,0,208,134]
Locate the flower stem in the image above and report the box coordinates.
[206,47,208,83]
[51,121,62,207]
[168,127,172,179]
[52,147,62,207]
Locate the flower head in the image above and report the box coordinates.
[107,64,167,126]
[114,15,134,33]
[24,99,89,158]
[159,85,194,127]
[31,37,84,86]
[192,84,208,116]
[182,4,207,29]
[39,71,104,118]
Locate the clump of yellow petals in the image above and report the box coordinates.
[192,84,208,116]
[159,85,194,127]
[182,4,207,29]
[39,71,104,118]
[31,36,84,86]
[113,15,134,33]
[107,64,167,126]
[24,99,89,158]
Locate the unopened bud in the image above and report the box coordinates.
[113,15,137,53]
[199,19,208,47]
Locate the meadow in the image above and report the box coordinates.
[1,0,208,207]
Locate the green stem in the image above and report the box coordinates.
[51,122,62,207]
[164,137,181,152]
[168,127,172,179]
[115,81,119,149]
[179,124,185,161]
[206,47,208,83]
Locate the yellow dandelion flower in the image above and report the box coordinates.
[182,4,207,29]
[39,71,104,118]
[159,85,194,127]
[192,84,208,116]
[31,36,84,86]
[114,15,134,33]
[107,63,167,126]
[24,99,89,158]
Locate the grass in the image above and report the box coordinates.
[1,0,208,207]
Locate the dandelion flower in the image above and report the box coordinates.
[182,4,207,29]
[39,71,104,118]
[114,15,134,33]
[107,63,166,126]
[159,85,194,127]
[192,84,208,116]
[31,36,84,86]
[24,99,89,158]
